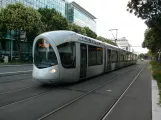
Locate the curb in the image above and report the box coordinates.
[0,70,33,77]
[152,79,161,120]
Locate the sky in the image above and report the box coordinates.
[68,0,148,54]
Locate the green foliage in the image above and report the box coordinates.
[84,27,97,39]
[127,0,161,60]
[150,60,161,103]
[0,3,45,61]
[0,3,44,33]
[142,28,161,54]
[38,7,68,31]
[68,24,87,36]
[127,0,161,30]
[147,50,152,57]
[97,36,117,46]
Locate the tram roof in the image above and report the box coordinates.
[36,30,136,54]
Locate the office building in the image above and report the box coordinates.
[66,1,96,32]
[111,37,133,52]
[0,0,66,17]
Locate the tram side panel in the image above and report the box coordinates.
[119,50,124,68]
[105,47,112,72]
[86,45,104,78]
[58,42,80,83]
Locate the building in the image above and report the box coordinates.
[0,1,97,33]
[0,0,67,61]
[0,0,66,17]
[0,0,97,61]
[111,37,133,52]
[0,0,96,32]
[66,1,97,32]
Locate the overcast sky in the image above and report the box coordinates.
[68,0,148,53]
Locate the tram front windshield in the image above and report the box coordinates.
[34,39,58,69]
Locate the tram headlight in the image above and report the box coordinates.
[49,69,56,73]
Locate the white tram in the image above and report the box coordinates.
[32,31,137,84]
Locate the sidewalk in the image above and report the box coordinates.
[152,79,161,120]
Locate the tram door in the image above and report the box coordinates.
[107,49,111,71]
[80,44,87,79]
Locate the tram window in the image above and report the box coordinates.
[97,47,103,65]
[126,54,128,61]
[34,39,58,69]
[129,54,131,61]
[57,42,76,68]
[116,51,118,62]
[111,51,114,63]
[111,51,118,63]
[107,49,111,63]
[88,45,103,66]
[88,45,97,66]
[121,53,124,62]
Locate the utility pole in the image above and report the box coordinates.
[109,29,118,44]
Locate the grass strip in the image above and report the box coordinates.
[150,61,161,104]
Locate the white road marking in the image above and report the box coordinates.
[0,64,32,67]
[0,70,33,75]
[106,89,112,92]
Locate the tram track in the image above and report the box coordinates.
[0,80,36,95]
[0,72,32,83]
[37,64,146,120]
[99,65,146,120]
[0,84,38,95]
[0,66,133,110]
[0,76,32,84]
[37,67,136,120]
[0,64,144,120]
[0,87,58,108]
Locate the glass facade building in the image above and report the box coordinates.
[0,0,97,61]
[0,0,66,17]
[66,2,96,32]
[0,0,66,61]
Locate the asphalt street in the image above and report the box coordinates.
[0,61,151,120]
[0,64,33,73]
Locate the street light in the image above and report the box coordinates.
[109,29,118,43]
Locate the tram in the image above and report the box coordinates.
[32,31,137,84]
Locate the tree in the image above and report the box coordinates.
[142,28,161,53]
[127,0,161,61]
[38,7,68,31]
[68,24,87,35]
[127,0,161,31]
[147,50,152,57]
[142,28,161,61]
[84,27,97,39]
[0,3,45,61]
[97,36,117,46]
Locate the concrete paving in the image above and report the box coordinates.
[152,79,161,120]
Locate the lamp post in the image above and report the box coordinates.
[109,29,118,43]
